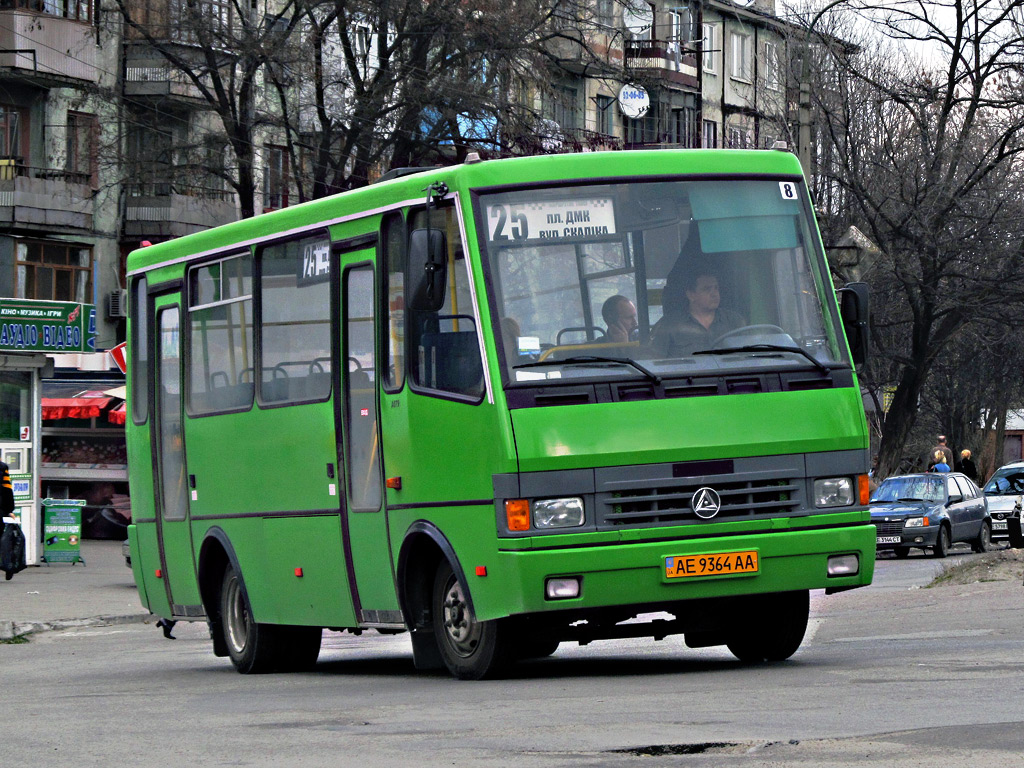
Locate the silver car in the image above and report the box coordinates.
[982,462,1024,547]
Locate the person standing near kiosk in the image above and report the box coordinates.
[0,458,25,580]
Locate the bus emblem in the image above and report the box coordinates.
[691,487,722,519]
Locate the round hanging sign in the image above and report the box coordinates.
[618,84,650,119]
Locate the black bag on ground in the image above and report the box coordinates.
[1,521,27,580]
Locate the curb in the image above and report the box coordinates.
[0,613,152,640]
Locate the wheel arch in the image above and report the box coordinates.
[396,521,473,631]
[197,527,245,658]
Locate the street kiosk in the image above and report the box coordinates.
[0,298,96,564]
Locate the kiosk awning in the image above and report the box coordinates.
[42,393,114,420]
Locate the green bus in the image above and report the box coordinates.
[126,148,874,679]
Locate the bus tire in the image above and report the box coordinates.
[432,560,511,680]
[275,626,322,672]
[726,590,809,663]
[220,565,282,674]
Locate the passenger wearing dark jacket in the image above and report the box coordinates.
[956,449,979,484]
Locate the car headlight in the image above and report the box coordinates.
[814,477,854,508]
[532,497,585,529]
[904,517,928,528]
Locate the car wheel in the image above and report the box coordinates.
[932,524,951,558]
[726,590,809,663]
[971,520,992,554]
[432,559,512,679]
[894,548,910,559]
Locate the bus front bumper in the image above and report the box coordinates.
[477,524,876,621]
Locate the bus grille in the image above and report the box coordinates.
[595,460,803,529]
[872,520,904,537]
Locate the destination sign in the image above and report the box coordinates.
[297,238,331,285]
[487,198,616,243]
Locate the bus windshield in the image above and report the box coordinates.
[478,178,845,384]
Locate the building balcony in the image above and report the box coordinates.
[0,160,92,232]
[0,10,97,82]
[624,39,699,88]
[124,184,238,239]
[123,42,216,100]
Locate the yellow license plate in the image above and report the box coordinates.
[664,551,759,579]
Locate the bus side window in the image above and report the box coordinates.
[406,205,484,400]
[130,275,148,424]
[381,212,405,392]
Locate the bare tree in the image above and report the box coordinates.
[809,0,1024,477]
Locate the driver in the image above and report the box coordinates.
[651,271,744,357]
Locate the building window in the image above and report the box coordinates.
[595,0,615,27]
[15,240,93,303]
[764,41,781,91]
[5,0,93,21]
[728,126,750,148]
[671,106,697,147]
[703,120,717,148]
[596,94,615,137]
[730,31,751,81]
[263,145,289,210]
[702,24,716,73]
[171,0,232,43]
[668,10,681,53]
[543,86,578,133]
[762,133,776,149]
[66,112,97,186]
[127,123,172,196]
[0,105,25,164]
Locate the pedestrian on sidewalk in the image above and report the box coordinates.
[0,459,26,580]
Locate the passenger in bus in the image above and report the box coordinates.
[651,270,744,357]
[601,295,639,343]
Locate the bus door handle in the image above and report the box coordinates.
[326,463,335,479]
[188,474,196,489]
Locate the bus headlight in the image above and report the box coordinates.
[814,477,854,508]
[533,498,585,529]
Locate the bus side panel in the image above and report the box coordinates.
[260,516,355,626]
[184,402,357,628]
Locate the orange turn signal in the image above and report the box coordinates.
[858,474,871,505]
[505,499,530,531]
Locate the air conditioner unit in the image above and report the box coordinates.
[107,289,128,319]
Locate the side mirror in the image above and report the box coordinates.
[407,228,448,312]
[948,494,963,504]
[838,281,869,366]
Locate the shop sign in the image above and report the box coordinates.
[11,473,31,501]
[0,300,96,353]
[41,498,86,565]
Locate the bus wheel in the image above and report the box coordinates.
[726,590,809,663]
[220,566,281,674]
[275,626,322,672]
[432,560,510,680]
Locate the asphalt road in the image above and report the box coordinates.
[3,545,1022,767]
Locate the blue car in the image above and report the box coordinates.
[870,473,991,558]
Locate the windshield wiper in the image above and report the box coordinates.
[514,355,662,385]
[896,497,923,503]
[693,344,831,376]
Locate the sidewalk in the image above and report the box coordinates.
[0,539,151,639]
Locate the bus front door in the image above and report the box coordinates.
[335,259,401,625]
[151,298,201,617]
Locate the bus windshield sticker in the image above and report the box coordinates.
[779,181,799,200]
[298,238,331,284]
[487,198,616,243]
